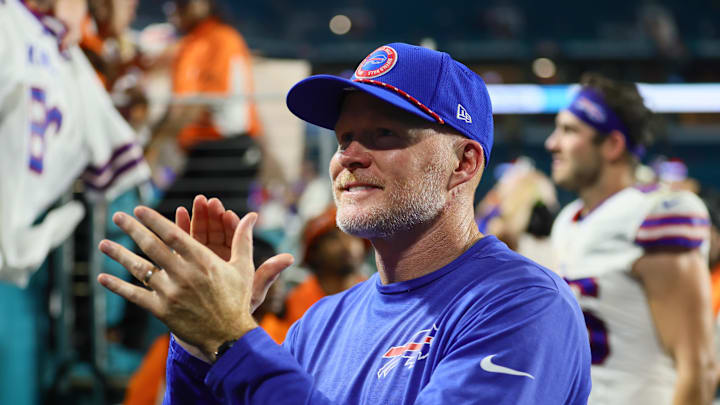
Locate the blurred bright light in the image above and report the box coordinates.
[329,15,352,35]
[532,58,556,79]
[486,83,720,114]
[420,37,437,50]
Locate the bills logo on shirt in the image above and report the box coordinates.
[377,324,438,379]
[354,46,398,79]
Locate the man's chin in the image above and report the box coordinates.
[336,211,388,239]
[554,177,580,192]
[337,220,387,240]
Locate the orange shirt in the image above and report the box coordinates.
[284,275,327,327]
[711,264,720,317]
[79,14,108,88]
[172,18,260,150]
[259,312,291,344]
[123,334,170,405]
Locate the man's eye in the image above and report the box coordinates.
[337,133,352,150]
[376,129,396,140]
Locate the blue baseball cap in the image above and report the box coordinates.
[286,42,494,164]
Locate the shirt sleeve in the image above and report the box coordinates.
[66,46,150,200]
[204,328,335,405]
[202,286,590,405]
[0,3,20,105]
[163,335,218,404]
[635,190,711,250]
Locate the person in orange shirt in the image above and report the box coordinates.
[700,190,720,316]
[284,206,370,327]
[146,0,260,167]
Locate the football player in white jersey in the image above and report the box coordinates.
[0,0,149,286]
[0,0,149,403]
[546,73,715,405]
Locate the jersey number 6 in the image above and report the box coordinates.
[29,87,63,174]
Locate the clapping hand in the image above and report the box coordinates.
[97,195,294,359]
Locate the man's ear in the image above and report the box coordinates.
[448,140,484,190]
[602,130,627,162]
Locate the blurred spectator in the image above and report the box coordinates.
[652,156,701,193]
[638,0,686,59]
[0,0,150,403]
[475,157,558,269]
[80,0,140,89]
[699,189,720,316]
[145,0,261,187]
[284,206,369,328]
[481,0,525,39]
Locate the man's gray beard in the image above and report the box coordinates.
[334,162,448,239]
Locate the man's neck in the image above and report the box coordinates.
[371,203,482,285]
[578,164,635,215]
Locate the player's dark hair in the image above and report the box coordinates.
[580,73,655,158]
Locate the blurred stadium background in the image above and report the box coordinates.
[7,0,720,403]
[135,0,720,197]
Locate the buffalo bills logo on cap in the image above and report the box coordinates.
[354,45,398,79]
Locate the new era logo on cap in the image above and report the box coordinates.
[285,42,494,164]
[457,104,472,123]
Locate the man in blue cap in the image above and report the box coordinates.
[97,43,591,404]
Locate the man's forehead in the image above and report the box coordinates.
[556,110,586,127]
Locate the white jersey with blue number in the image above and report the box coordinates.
[0,0,150,287]
[551,185,710,405]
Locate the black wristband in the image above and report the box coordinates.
[214,339,238,361]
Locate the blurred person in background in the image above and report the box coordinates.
[546,72,714,404]
[80,0,140,89]
[283,206,369,329]
[475,157,558,269]
[0,0,150,403]
[652,157,701,194]
[698,189,720,317]
[145,0,261,189]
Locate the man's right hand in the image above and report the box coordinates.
[173,194,294,361]
[175,195,292,313]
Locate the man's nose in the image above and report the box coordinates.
[337,140,372,170]
[545,130,559,152]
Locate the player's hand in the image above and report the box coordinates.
[97,206,294,358]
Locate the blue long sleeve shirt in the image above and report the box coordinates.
[164,236,591,404]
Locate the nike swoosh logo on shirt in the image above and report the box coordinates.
[480,355,535,379]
